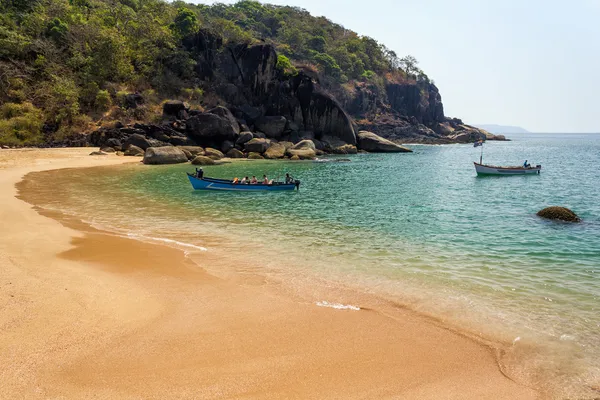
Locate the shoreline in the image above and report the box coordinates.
[0,148,541,399]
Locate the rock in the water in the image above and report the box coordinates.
[332,144,358,154]
[289,155,301,161]
[264,142,286,159]
[537,207,581,222]
[236,131,254,145]
[244,138,270,153]
[116,151,124,156]
[124,145,144,156]
[191,156,216,166]
[143,146,188,165]
[286,140,316,159]
[163,100,188,117]
[226,148,245,158]
[124,134,152,151]
[204,147,224,160]
[357,131,413,153]
[247,152,264,160]
[255,116,287,138]
[89,151,108,156]
[100,146,116,153]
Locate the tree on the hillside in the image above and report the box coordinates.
[307,35,326,52]
[399,55,419,78]
[171,8,198,37]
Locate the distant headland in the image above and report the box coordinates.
[474,125,530,134]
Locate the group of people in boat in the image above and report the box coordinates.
[194,168,295,185]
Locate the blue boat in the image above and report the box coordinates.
[187,173,300,191]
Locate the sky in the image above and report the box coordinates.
[188,0,600,133]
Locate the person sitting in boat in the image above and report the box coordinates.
[285,173,294,184]
[232,177,239,184]
[240,176,248,184]
[195,168,204,179]
[523,160,530,168]
[262,175,269,184]
[250,176,258,184]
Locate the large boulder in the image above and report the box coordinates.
[236,131,254,145]
[100,146,116,153]
[255,116,287,138]
[163,100,188,117]
[537,207,581,222]
[226,148,245,158]
[357,131,413,153]
[208,106,240,135]
[186,113,239,142]
[221,140,235,154]
[286,140,316,159]
[204,147,224,160]
[244,138,270,153]
[191,156,216,166]
[124,145,144,156]
[124,134,152,151]
[106,138,122,150]
[177,146,204,157]
[264,142,286,159]
[143,146,188,165]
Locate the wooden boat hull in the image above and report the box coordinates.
[474,162,541,176]
[187,173,299,191]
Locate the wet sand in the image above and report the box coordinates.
[0,148,541,399]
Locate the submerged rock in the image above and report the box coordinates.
[537,207,581,222]
[89,151,108,156]
[143,146,188,165]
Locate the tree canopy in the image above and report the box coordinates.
[0,0,424,145]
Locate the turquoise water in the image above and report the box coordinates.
[23,133,600,396]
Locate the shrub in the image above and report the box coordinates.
[276,54,297,77]
[0,102,44,145]
[95,90,112,111]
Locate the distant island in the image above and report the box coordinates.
[474,125,530,134]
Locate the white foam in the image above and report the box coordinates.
[124,233,208,252]
[316,301,360,311]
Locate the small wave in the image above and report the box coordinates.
[316,301,360,311]
[124,233,208,252]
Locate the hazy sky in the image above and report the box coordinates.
[189,0,600,133]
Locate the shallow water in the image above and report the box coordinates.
[21,133,600,397]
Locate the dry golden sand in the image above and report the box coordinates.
[0,148,542,399]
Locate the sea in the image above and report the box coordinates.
[20,133,600,398]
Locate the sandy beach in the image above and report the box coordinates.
[0,148,541,399]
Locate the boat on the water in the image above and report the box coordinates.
[187,173,300,191]
[474,162,541,176]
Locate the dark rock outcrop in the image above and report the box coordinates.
[143,147,188,165]
[163,100,188,117]
[537,207,581,222]
[255,116,287,138]
[236,131,254,145]
[357,131,413,153]
[186,113,239,143]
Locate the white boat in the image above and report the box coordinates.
[474,162,541,176]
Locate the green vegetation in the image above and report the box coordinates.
[0,0,427,145]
